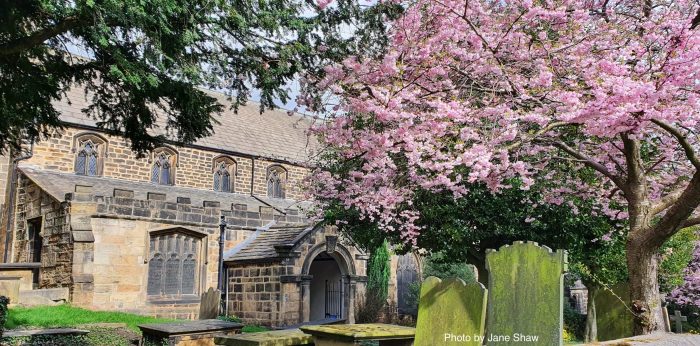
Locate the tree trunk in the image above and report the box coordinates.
[465,250,488,287]
[627,240,665,335]
[584,285,598,343]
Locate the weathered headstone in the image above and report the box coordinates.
[594,283,634,341]
[415,276,487,346]
[485,241,567,346]
[199,287,221,320]
[670,310,687,333]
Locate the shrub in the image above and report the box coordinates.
[422,252,476,283]
[563,302,585,341]
[217,315,242,323]
[0,296,9,336]
[357,241,391,323]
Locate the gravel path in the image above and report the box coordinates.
[593,333,700,345]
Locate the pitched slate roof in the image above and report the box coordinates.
[54,87,319,164]
[224,224,317,263]
[18,164,309,212]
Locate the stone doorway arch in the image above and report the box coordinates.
[300,236,357,323]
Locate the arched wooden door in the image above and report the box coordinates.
[396,253,420,315]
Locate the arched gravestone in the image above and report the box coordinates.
[397,253,420,315]
[415,276,487,346]
[485,241,567,346]
[595,283,634,341]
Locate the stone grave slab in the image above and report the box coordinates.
[139,319,243,346]
[485,241,567,346]
[415,276,487,345]
[595,283,634,341]
[300,323,415,346]
[3,328,89,338]
[214,329,313,346]
[200,287,221,320]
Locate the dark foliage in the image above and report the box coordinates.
[0,0,403,155]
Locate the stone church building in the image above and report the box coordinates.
[0,88,422,327]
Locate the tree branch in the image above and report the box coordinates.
[644,172,700,247]
[505,121,569,150]
[692,7,700,29]
[0,16,83,57]
[680,214,700,229]
[651,118,700,170]
[552,140,625,190]
[650,187,686,215]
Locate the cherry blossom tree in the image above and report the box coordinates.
[306,0,700,334]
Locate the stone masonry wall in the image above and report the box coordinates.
[226,226,369,327]
[13,177,72,288]
[19,183,307,319]
[23,128,310,200]
[226,262,293,325]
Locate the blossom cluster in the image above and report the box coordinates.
[668,244,700,308]
[306,0,700,242]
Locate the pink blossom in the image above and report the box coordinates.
[305,0,700,244]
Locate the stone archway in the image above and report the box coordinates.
[308,252,343,321]
[300,237,357,323]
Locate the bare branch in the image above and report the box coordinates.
[0,16,83,57]
[651,118,700,170]
[553,140,626,190]
[680,214,700,229]
[650,187,686,215]
[505,121,570,150]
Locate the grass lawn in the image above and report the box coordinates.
[5,305,175,332]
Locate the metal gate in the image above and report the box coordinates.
[325,280,343,319]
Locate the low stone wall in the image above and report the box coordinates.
[226,262,293,326]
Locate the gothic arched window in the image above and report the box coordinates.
[151,148,177,185]
[147,228,204,297]
[213,157,235,192]
[267,165,287,199]
[73,134,107,176]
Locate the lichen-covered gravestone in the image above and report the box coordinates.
[485,241,567,346]
[594,283,634,341]
[199,287,221,320]
[415,276,487,345]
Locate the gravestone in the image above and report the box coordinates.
[485,241,567,346]
[415,276,487,346]
[594,283,634,341]
[199,287,221,320]
[670,310,687,333]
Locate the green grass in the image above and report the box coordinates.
[6,305,175,332]
[241,325,269,333]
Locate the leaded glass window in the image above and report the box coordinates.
[75,140,101,176]
[147,230,202,297]
[151,150,175,185]
[213,160,233,192]
[267,166,286,199]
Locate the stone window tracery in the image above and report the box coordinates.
[73,134,106,176]
[147,229,204,297]
[151,148,177,185]
[267,165,287,199]
[213,157,236,192]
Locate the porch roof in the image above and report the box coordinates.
[224,224,318,263]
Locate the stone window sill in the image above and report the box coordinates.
[147,295,200,305]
